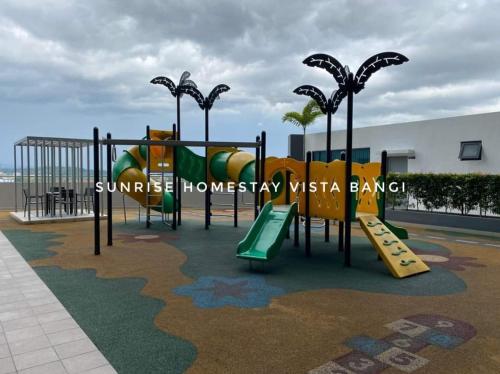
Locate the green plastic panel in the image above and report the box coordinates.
[175,147,206,185]
[210,151,232,182]
[351,175,360,221]
[270,172,284,200]
[384,220,409,240]
[150,191,175,214]
[376,175,384,218]
[238,161,256,190]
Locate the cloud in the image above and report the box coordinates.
[1,0,500,164]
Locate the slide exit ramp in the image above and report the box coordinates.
[237,202,297,262]
[358,215,430,278]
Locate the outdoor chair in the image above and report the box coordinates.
[60,189,76,215]
[23,189,44,217]
[75,187,94,213]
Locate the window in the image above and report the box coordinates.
[388,157,408,173]
[459,141,482,161]
[312,150,327,161]
[312,148,370,164]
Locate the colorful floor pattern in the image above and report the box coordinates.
[121,220,476,297]
[1,210,500,373]
[310,314,476,373]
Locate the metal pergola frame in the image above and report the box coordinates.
[13,136,97,221]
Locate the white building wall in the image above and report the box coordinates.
[305,111,500,174]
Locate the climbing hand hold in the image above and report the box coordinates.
[383,239,398,246]
[391,247,408,256]
[375,229,390,236]
[400,259,417,266]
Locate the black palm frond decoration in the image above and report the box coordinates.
[206,84,230,110]
[303,54,348,90]
[354,52,409,93]
[293,85,328,114]
[177,71,197,98]
[178,79,197,98]
[178,85,205,110]
[150,76,177,97]
[330,89,346,114]
[182,79,197,88]
[179,71,191,86]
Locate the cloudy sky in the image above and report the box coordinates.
[1,0,500,167]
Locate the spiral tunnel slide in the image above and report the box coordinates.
[112,144,257,214]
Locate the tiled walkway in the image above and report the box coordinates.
[0,232,117,374]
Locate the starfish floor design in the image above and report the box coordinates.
[174,276,285,308]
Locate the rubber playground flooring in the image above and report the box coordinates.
[1,210,500,373]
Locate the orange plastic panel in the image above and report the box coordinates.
[149,130,174,172]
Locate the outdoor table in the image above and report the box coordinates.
[45,189,77,216]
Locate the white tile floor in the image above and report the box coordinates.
[9,212,98,226]
[0,231,117,374]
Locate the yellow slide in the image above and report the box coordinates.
[358,216,430,278]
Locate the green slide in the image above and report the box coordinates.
[375,176,408,239]
[237,202,298,262]
[384,220,409,240]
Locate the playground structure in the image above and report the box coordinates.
[93,125,429,279]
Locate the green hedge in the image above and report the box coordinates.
[386,173,500,216]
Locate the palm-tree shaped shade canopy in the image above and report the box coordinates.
[178,84,230,110]
[293,85,345,115]
[150,71,197,97]
[303,52,408,94]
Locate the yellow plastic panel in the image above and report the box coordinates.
[358,215,430,279]
[116,168,162,207]
[260,157,281,204]
[353,162,382,216]
[226,151,255,183]
[307,160,346,221]
[127,146,147,170]
[264,158,306,212]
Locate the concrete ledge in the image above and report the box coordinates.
[386,209,500,233]
[9,211,106,225]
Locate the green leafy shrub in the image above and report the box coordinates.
[386,173,500,217]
